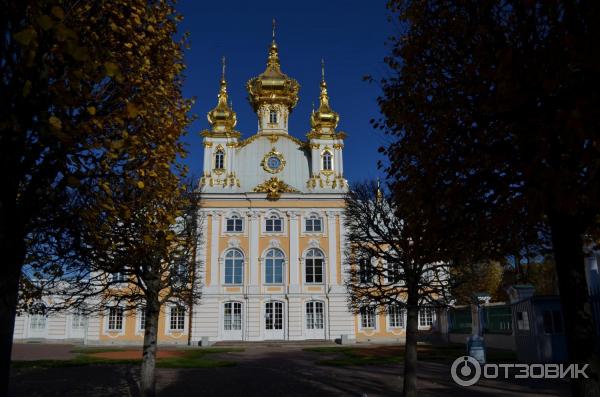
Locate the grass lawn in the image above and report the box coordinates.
[304,343,517,367]
[12,347,244,369]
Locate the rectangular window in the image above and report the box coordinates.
[108,307,123,331]
[266,218,283,232]
[224,302,242,331]
[30,314,46,330]
[306,301,324,330]
[359,258,374,284]
[110,272,125,283]
[305,258,323,283]
[517,311,530,331]
[386,263,402,284]
[170,306,185,331]
[360,307,376,328]
[72,309,86,330]
[419,307,433,327]
[226,217,243,232]
[305,217,322,232]
[389,306,405,328]
[138,308,146,331]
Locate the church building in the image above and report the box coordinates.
[12,35,423,345]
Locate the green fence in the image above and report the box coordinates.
[449,308,472,333]
[483,305,512,334]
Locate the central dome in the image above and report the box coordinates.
[246,41,300,112]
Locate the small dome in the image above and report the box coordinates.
[246,41,300,112]
[204,57,239,138]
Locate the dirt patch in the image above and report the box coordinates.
[90,350,186,360]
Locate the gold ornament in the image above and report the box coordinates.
[253,177,299,200]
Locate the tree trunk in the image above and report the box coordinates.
[549,212,600,397]
[140,294,160,397]
[0,203,25,396]
[403,291,419,397]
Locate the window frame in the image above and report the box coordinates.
[225,213,244,233]
[107,306,124,332]
[304,248,325,284]
[169,305,186,332]
[306,301,325,330]
[418,307,434,328]
[360,306,377,330]
[322,150,333,171]
[269,109,278,124]
[304,213,323,233]
[264,213,284,234]
[223,248,244,285]
[264,248,285,285]
[214,149,225,170]
[388,305,405,329]
[223,301,242,331]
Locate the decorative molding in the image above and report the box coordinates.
[227,238,241,249]
[253,177,299,200]
[269,239,281,249]
[308,238,320,248]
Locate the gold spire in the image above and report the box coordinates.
[309,58,340,136]
[204,56,239,137]
[376,178,383,202]
[246,20,300,113]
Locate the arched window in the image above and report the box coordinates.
[224,249,244,284]
[388,305,405,328]
[305,248,324,283]
[322,151,332,171]
[215,149,225,170]
[264,248,284,284]
[224,301,242,331]
[269,109,278,124]
[226,213,243,232]
[265,213,283,232]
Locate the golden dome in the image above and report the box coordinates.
[204,57,239,137]
[246,39,300,112]
[309,59,339,135]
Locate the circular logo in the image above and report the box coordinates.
[451,356,481,387]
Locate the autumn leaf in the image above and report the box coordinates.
[48,116,62,129]
[126,103,139,118]
[13,27,37,46]
[37,15,54,31]
[87,106,96,115]
[51,6,65,20]
[137,181,145,189]
[104,61,119,77]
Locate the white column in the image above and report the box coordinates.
[338,147,344,176]
[249,211,260,287]
[210,211,220,286]
[311,144,320,177]
[327,211,338,285]
[288,211,300,290]
[203,143,212,174]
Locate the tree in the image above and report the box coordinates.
[0,0,190,394]
[377,1,600,394]
[344,181,453,397]
[451,261,504,305]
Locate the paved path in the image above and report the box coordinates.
[9,343,571,396]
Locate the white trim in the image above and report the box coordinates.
[221,247,245,286]
[103,306,126,336]
[261,247,287,285]
[165,305,188,335]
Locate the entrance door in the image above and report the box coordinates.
[305,301,326,339]
[69,309,87,339]
[223,302,243,340]
[264,301,284,340]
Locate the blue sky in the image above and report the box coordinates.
[176,1,395,183]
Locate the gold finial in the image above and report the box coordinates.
[272,18,276,42]
[312,101,315,113]
[321,58,325,82]
[376,178,383,202]
[221,56,226,81]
